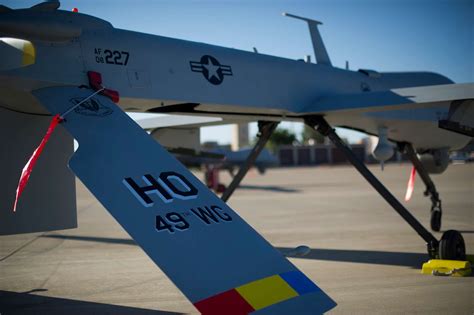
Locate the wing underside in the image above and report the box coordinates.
[298,83,473,150]
[301,83,474,114]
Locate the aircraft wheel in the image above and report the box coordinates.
[439,230,466,260]
[430,208,442,232]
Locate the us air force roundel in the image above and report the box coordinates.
[190,55,233,85]
[70,97,113,117]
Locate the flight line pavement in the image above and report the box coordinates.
[0,163,473,314]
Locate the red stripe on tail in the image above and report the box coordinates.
[194,289,254,315]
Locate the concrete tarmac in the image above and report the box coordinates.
[1,163,473,314]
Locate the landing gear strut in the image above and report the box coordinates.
[304,116,466,260]
[221,121,278,202]
[399,143,442,231]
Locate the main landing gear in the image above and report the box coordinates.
[439,230,466,260]
[304,116,466,260]
[399,143,442,232]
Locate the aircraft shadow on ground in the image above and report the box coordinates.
[42,234,137,246]
[237,184,300,193]
[0,290,183,315]
[42,235,428,269]
[277,247,427,268]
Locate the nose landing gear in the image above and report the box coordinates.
[400,143,443,232]
[430,204,442,233]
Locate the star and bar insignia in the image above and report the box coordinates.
[190,55,233,85]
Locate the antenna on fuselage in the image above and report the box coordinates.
[283,12,332,66]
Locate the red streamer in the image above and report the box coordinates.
[404,166,416,202]
[13,114,63,212]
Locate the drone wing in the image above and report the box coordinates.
[300,83,474,114]
[33,86,336,315]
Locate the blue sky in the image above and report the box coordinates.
[5,0,473,144]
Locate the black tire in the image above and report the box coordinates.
[439,230,466,260]
[430,210,442,232]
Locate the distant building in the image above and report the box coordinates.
[277,144,366,166]
[276,137,415,166]
[231,123,249,151]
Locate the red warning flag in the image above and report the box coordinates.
[13,114,63,212]
[404,166,416,202]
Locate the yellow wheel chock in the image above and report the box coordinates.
[421,259,471,277]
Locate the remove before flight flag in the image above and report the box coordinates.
[12,87,106,212]
[13,114,62,212]
[405,166,416,202]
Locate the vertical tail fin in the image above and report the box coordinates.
[283,12,332,66]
